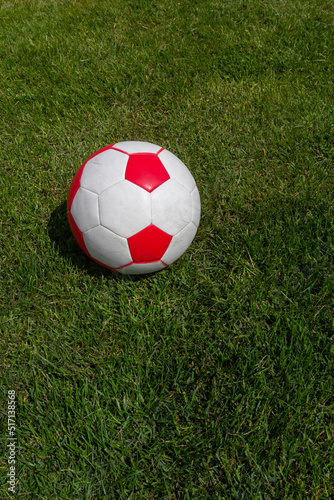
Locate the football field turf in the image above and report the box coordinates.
[0,0,333,498]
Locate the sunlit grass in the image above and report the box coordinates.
[0,0,333,498]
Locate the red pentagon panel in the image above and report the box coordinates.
[125,153,170,192]
[128,224,172,262]
[67,161,87,257]
[67,164,84,213]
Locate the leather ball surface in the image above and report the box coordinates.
[67,141,201,275]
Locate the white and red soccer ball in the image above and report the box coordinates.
[67,141,200,275]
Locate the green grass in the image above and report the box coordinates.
[0,0,333,498]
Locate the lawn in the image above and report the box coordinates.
[0,0,333,498]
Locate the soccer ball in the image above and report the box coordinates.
[67,141,201,275]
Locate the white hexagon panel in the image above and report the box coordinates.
[67,141,201,275]
[83,225,132,269]
[80,148,128,194]
[99,180,151,238]
[161,222,198,266]
[113,141,163,155]
[151,179,192,235]
[70,188,99,233]
[158,149,196,192]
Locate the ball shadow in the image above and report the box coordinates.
[47,201,156,282]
